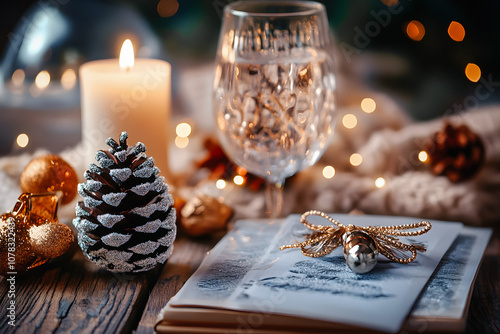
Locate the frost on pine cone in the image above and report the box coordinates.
[73,132,176,272]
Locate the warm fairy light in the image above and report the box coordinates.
[233,175,245,185]
[61,69,77,90]
[342,114,358,129]
[174,136,189,148]
[16,133,29,148]
[361,98,376,113]
[406,20,425,41]
[35,70,51,89]
[448,21,465,42]
[216,179,227,189]
[375,177,386,188]
[11,69,25,87]
[176,122,192,138]
[465,63,481,82]
[322,165,335,179]
[119,39,134,70]
[157,0,179,17]
[350,153,363,167]
[418,151,428,162]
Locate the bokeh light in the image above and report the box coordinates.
[381,0,399,6]
[157,0,179,17]
[418,151,428,162]
[342,114,358,129]
[35,70,50,89]
[322,165,335,179]
[233,175,245,185]
[11,69,25,87]
[216,179,227,189]
[406,20,425,41]
[465,63,481,82]
[350,153,363,167]
[375,177,386,188]
[361,98,376,113]
[448,21,465,42]
[16,133,29,148]
[61,69,77,90]
[174,136,189,148]
[176,122,192,137]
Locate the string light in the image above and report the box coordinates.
[233,175,245,185]
[176,122,192,138]
[375,177,386,188]
[361,98,376,113]
[406,20,425,41]
[216,179,227,189]
[174,136,189,148]
[322,165,335,179]
[418,151,428,163]
[350,153,363,167]
[35,70,50,90]
[342,114,358,129]
[465,63,481,82]
[16,133,29,148]
[448,21,465,42]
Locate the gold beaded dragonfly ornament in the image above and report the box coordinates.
[280,210,432,274]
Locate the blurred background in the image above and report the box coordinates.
[0,0,499,156]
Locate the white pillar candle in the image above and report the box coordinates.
[80,40,171,178]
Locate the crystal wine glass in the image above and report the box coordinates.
[213,1,337,218]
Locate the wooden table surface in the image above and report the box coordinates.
[0,224,499,334]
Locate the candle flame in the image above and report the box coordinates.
[119,39,134,70]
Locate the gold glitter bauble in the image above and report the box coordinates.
[0,193,74,276]
[181,194,232,237]
[0,216,43,276]
[29,222,74,258]
[20,155,78,204]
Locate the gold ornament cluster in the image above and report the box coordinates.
[0,155,77,276]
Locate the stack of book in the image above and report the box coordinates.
[156,214,491,333]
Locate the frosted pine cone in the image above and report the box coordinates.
[73,132,176,272]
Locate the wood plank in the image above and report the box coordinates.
[135,236,219,334]
[0,242,160,334]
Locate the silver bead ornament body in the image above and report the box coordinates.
[343,230,379,274]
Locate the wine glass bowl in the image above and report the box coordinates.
[213,1,337,217]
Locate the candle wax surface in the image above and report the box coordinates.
[80,59,171,178]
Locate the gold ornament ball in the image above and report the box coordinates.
[180,194,232,237]
[20,155,78,204]
[0,217,42,276]
[29,223,74,258]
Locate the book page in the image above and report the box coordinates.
[404,226,492,332]
[168,214,463,333]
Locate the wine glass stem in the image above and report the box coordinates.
[265,178,285,218]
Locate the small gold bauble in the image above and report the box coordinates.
[20,155,78,204]
[181,194,232,237]
[29,222,74,258]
